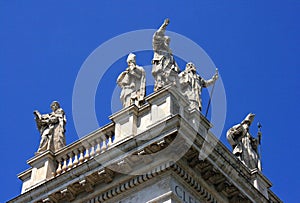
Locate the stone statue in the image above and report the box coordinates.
[152,18,180,91]
[179,62,218,111]
[117,53,146,108]
[34,101,66,153]
[226,113,261,171]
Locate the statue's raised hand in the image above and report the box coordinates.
[164,18,170,26]
[213,68,219,81]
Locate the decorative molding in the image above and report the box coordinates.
[86,162,219,203]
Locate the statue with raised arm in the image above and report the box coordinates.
[226,113,261,171]
[117,53,146,108]
[152,18,180,91]
[34,101,66,153]
[179,62,218,111]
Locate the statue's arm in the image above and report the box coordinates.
[228,124,244,140]
[202,78,214,87]
[138,67,146,99]
[55,108,65,117]
[117,71,127,85]
[162,41,172,53]
[130,65,144,78]
[33,111,52,132]
[33,110,42,120]
[49,115,59,124]
[50,109,66,125]
[154,18,169,38]
[34,110,43,131]
[202,68,218,87]
[57,109,67,131]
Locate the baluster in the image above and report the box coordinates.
[56,158,62,176]
[84,146,90,161]
[78,147,84,164]
[67,152,73,170]
[95,138,101,156]
[101,137,107,152]
[73,149,79,167]
[107,134,112,148]
[90,141,95,158]
[62,155,68,173]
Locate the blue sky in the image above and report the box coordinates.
[1,1,299,202]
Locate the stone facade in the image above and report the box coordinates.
[9,86,281,203]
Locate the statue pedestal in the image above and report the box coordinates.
[109,105,139,144]
[146,85,189,123]
[251,169,271,199]
[18,150,56,193]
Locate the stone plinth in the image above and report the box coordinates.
[17,169,32,194]
[18,150,56,194]
[110,85,191,146]
[251,168,272,199]
[146,86,188,123]
[109,104,139,144]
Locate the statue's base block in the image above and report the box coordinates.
[109,105,139,144]
[19,150,56,193]
[251,169,272,199]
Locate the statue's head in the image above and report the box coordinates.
[50,101,60,111]
[186,62,196,73]
[242,113,255,125]
[126,53,136,65]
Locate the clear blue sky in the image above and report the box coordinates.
[1,1,299,202]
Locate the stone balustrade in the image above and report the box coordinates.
[55,123,115,176]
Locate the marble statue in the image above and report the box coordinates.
[34,101,66,153]
[152,18,180,91]
[226,113,261,171]
[179,62,218,111]
[117,53,146,108]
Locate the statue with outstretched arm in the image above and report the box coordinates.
[152,18,171,56]
[152,18,180,91]
[179,62,218,111]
